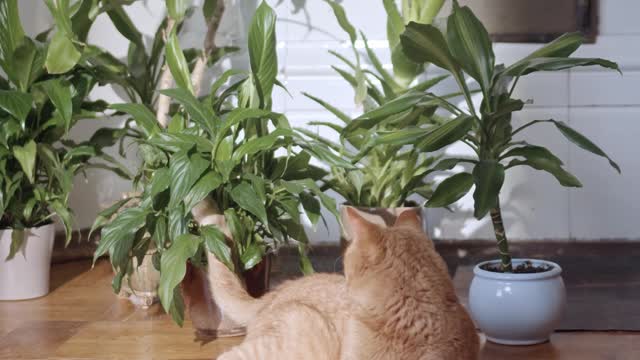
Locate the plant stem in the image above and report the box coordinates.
[489,203,512,272]
[156,18,176,128]
[190,0,226,96]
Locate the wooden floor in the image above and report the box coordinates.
[1,260,639,360]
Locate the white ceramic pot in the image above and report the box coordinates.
[469,258,566,345]
[0,224,56,300]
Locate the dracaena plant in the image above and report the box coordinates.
[363,1,621,271]
[0,0,133,259]
[297,0,450,208]
[92,1,350,326]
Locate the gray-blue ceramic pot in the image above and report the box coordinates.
[469,259,566,345]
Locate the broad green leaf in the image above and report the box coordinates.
[148,132,214,153]
[324,0,356,44]
[418,0,445,24]
[111,103,160,137]
[505,32,584,75]
[13,140,36,183]
[248,1,278,102]
[106,4,143,46]
[472,160,505,219]
[400,22,460,78]
[400,22,471,106]
[45,31,81,74]
[0,90,32,127]
[166,28,194,94]
[507,157,581,188]
[201,224,234,270]
[368,127,429,147]
[44,0,73,36]
[168,205,188,242]
[149,167,171,197]
[502,145,563,166]
[240,242,264,271]
[383,0,404,50]
[89,197,134,239]
[224,208,246,244]
[233,128,293,161]
[50,200,73,245]
[167,286,185,326]
[507,57,621,77]
[183,171,222,215]
[390,42,422,88]
[300,191,321,227]
[6,228,24,260]
[94,207,148,262]
[167,0,189,22]
[169,150,210,207]
[70,0,98,42]
[552,120,620,173]
[447,2,494,93]
[0,0,25,63]
[426,172,473,208]
[159,88,217,136]
[230,182,269,226]
[8,38,43,91]
[418,115,473,152]
[40,79,73,132]
[159,233,201,313]
[346,91,425,131]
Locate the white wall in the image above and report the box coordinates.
[19,0,639,242]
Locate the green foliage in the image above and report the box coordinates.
[95,1,336,325]
[364,1,621,270]
[0,0,127,257]
[300,0,447,208]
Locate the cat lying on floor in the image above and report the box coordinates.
[208,208,479,360]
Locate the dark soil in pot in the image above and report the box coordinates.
[481,260,554,274]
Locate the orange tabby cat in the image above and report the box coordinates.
[208,208,479,360]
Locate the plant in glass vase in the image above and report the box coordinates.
[362,1,621,345]
[0,0,130,300]
[92,1,349,331]
[298,0,453,241]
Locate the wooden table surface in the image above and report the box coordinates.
[0,260,638,360]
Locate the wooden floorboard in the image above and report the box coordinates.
[0,260,639,359]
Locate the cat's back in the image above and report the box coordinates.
[265,273,347,311]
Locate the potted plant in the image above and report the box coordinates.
[360,1,620,345]
[0,0,129,300]
[93,1,349,333]
[301,0,448,243]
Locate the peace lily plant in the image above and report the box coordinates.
[93,1,348,325]
[356,1,621,345]
[0,0,131,299]
[299,0,449,208]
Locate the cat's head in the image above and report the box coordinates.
[342,208,434,299]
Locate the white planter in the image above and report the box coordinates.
[469,258,566,346]
[0,224,56,300]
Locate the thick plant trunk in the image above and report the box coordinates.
[489,204,513,272]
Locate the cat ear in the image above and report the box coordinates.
[345,207,379,242]
[394,209,422,231]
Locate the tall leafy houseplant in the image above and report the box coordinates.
[299,0,449,208]
[363,1,621,271]
[93,1,349,325]
[0,0,129,256]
